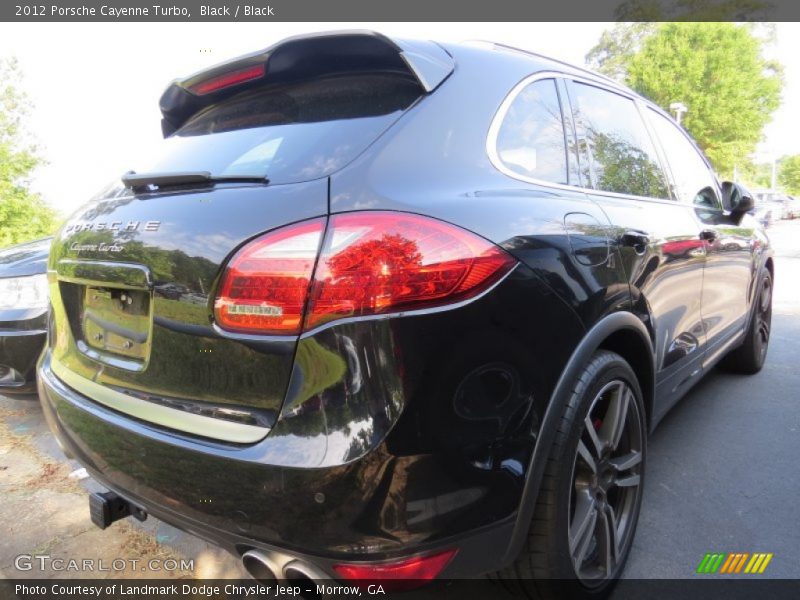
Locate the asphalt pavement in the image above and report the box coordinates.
[623,218,800,579]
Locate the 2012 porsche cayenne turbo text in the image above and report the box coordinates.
[22,4,191,17]
[27,3,275,17]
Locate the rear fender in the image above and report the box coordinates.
[503,310,654,565]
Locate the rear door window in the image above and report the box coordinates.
[494,78,570,185]
[139,74,422,185]
[571,82,669,199]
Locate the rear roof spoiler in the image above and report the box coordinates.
[159,30,455,137]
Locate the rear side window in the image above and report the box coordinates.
[494,78,569,185]
[571,83,669,199]
[139,74,422,185]
[646,109,720,208]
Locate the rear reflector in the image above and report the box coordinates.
[332,549,457,588]
[189,64,266,96]
[214,213,516,335]
[304,212,516,330]
[214,218,324,335]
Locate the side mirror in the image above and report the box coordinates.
[722,181,754,215]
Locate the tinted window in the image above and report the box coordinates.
[572,83,669,199]
[495,79,568,184]
[139,74,421,185]
[647,109,719,207]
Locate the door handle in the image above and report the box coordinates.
[620,231,650,250]
[699,229,717,242]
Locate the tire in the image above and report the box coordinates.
[720,269,772,375]
[497,351,646,600]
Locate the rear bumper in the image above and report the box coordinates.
[0,308,47,394]
[36,349,517,578]
[36,266,580,577]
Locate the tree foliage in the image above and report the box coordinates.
[586,23,783,178]
[738,161,773,190]
[612,0,774,21]
[586,23,657,81]
[0,57,57,247]
[778,155,800,196]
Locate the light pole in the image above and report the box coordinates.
[670,102,688,125]
[771,157,777,191]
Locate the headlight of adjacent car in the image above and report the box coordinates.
[0,274,49,310]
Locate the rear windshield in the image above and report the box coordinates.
[140,74,422,185]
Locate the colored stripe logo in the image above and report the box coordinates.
[696,552,773,574]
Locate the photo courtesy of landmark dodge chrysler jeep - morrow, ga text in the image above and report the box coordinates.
[37,31,772,599]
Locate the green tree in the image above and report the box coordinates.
[778,155,800,195]
[586,23,657,81]
[612,0,773,21]
[0,57,57,247]
[738,161,773,190]
[586,23,783,178]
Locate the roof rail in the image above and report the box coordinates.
[483,41,624,88]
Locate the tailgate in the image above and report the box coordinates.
[48,180,326,443]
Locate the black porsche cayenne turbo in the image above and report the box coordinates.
[38,31,772,597]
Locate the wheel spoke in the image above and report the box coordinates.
[759,318,770,342]
[599,383,630,451]
[577,440,598,474]
[570,489,595,551]
[760,284,771,312]
[570,491,598,567]
[609,450,641,473]
[584,414,604,458]
[598,503,620,576]
[614,473,641,488]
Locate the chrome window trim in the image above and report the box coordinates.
[486,71,572,188]
[643,105,724,209]
[486,70,689,207]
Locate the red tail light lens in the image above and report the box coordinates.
[333,549,457,588]
[304,212,516,331]
[214,213,516,335]
[214,218,324,335]
[189,64,266,96]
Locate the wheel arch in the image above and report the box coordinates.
[502,310,655,566]
[597,327,655,432]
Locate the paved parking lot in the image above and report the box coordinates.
[625,218,800,579]
[1,219,799,581]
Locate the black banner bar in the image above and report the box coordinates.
[3,579,800,600]
[2,0,800,22]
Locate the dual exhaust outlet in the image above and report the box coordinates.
[242,550,328,585]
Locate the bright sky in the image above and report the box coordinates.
[0,22,798,216]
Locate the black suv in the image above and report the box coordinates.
[38,32,772,597]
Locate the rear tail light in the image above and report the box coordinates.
[215,212,516,335]
[305,212,516,330]
[332,549,457,589]
[214,218,324,335]
[189,64,266,96]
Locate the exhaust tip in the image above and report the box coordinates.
[284,561,329,600]
[242,550,279,583]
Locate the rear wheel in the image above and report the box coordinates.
[720,269,772,374]
[498,351,646,600]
